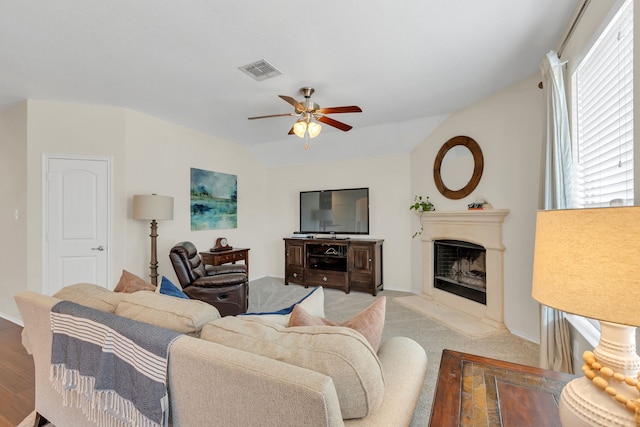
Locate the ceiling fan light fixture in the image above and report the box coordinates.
[308,121,322,138]
[247,87,361,144]
[293,119,307,138]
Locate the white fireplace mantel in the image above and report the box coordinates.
[420,209,509,329]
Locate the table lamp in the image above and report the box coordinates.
[532,207,640,426]
[132,194,174,286]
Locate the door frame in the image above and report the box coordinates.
[42,154,113,294]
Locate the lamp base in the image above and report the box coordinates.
[560,376,635,426]
[559,321,640,426]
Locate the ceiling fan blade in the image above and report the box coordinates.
[279,95,304,111]
[288,126,295,135]
[248,113,295,120]
[316,115,353,132]
[317,106,362,114]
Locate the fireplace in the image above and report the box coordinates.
[433,240,486,304]
[420,209,509,329]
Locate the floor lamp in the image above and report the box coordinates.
[532,207,640,426]
[132,194,174,286]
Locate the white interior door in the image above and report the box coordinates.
[45,156,110,294]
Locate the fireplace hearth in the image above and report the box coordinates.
[434,240,486,304]
[420,209,509,330]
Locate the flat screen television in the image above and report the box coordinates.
[299,188,369,235]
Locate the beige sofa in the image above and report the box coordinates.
[15,284,428,426]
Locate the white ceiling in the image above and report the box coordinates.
[1,1,579,157]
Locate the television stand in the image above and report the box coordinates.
[318,235,350,240]
[283,237,384,295]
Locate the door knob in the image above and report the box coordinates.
[91,245,105,251]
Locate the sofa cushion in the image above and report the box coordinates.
[238,286,324,326]
[53,283,124,313]
[288,296,386,351]
[201,316,384,419]
[116,291,220,336]
[158,276,189,299]
[113,269,155,293]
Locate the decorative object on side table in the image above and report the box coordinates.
[409,195,435,238]
[132,194,174,286]
[211,237,232,251]
[532,207,640,427]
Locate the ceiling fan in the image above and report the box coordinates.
[248,87,362,147]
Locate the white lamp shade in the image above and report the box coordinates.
[132,194,174,220]
[293,120,307,138]
[308,121,322,138]
[532,206,640,327]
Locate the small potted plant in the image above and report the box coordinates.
[410,195,435,238]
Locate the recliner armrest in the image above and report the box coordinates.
[205,264,247,275]
[190,273,247,288]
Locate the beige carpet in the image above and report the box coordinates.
[20,277,539,427]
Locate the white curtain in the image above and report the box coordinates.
[538,51,573,373]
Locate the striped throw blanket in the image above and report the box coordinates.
[50,301,182,427]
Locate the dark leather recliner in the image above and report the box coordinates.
[169,241,248,316]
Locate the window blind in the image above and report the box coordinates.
[572,0,633,207]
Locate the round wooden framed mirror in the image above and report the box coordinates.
[433,136,484,200]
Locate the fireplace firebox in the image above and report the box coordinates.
[433,240,487,305]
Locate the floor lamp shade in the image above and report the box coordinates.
[532,207,640,426]
[132,194,174,286]
[132,195,174,221]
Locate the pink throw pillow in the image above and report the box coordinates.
[288,296,386,351]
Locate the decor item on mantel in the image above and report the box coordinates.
[132,194,174,286]
[409,195,435,238]
[468,197,492,210]
[532,207,640,427]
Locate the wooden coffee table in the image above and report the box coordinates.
[429,349,577,426]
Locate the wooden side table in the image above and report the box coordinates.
[200,248,250,278]
[429,349,577,427]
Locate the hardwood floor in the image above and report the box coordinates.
[0,317,35,427]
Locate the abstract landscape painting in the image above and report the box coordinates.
[190,168,237,230]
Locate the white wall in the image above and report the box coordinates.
[25,100,127,294]
[122,110,268,284]
[410,74,545,342]
[0,102,28,321]
[265,154,413,290]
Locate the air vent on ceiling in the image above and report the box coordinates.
[239,59,282,81]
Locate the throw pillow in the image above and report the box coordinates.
[288,296,386,351]
[201,317,384,419]
[113,269,155,293]
[158,276,189,299]
[239,286,324,326]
